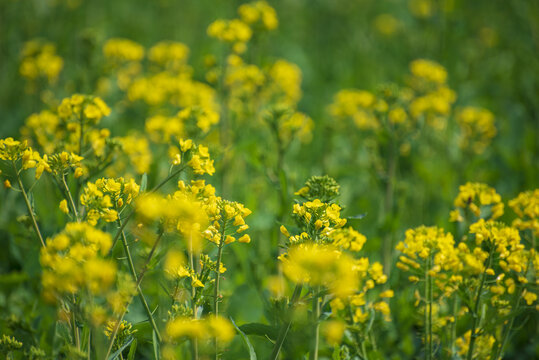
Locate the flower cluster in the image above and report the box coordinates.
[207,19,252,54]
[238,1,278,31]
[278,176,390,354]
[202,198,252,245]
[58,94,111,124]
[450,182,504,221]
[103,38,145,64]
[396,182,538,358]
[281,243,358,297]
[0,137,50,179]
[19,40,63,85]
[164,315,234,345]
[40,223,116,299]
[509,189,539,236]
[456,106,497,153]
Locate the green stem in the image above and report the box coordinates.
[270,283,303,360]
[117,219,162,343]
[466,248,494,360]
[61,174,80,221]
[309,287,321,360]
[214,222,227,360]
[71,296,81,350]
[189,235,199,360]
[12,161,45,247]
[87,330,91,360]
[104,230,164,360]
[425,255,432,360]
[450,297,459,358]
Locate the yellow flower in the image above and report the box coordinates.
[59,200,69,214]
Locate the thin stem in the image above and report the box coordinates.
[104,230,164,360]
[270,283,303,360]
[309,287,321,360]
[495,292,523,360]
[450,297,459,358]
[466,247,494,360]
[214,222,227,360]
[152,165,187,194]
[71,296,81,351]
[189,235,199,360]
[361,340,368,360]
[425,255,432,360]
[117,219,162,342]
[61,174,80,221]
[12,161,45,247]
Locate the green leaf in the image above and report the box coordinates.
[108,337,134,360]
[231,318,257,360]
[140,173,148,192]
[127,338,137,360]
[238,323,278,341]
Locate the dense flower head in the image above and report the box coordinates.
[104,320,137,351]
[207,18,252,53]
[290,200,347,242]
[509,189,539,236]
[281,243,359,297]
[0,137,30,161]
[409,59,448,86]
[202,198,252,245]
[278,111,314,144]
[456,106,497,153]
[164,316,234,343]
[455,330,496,359]
[135,192,209,240]
[328,89,380,130]
[224,56,266,97]
[294,175,340,202]
[469,219,523,257]
[396,226,459,276]
[266,59,302,106]
[149,41,189,71]
[408,85,456,121]
[0,138,51,179]
[238,1,278,30]
[19,40,63,83]
[182,141,215,176]
[80,178,138,225]
[58,94,111,124]
[47,151,83,176]
[103,38,145,63]
[328,227,367,252]
[450,182,504,221]
[40,222,116,298]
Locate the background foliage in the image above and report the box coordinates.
[0,0,537,359]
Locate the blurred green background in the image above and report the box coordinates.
[1,0,538,358]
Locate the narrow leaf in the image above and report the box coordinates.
[140,173,148,192]
[231,318,257,360]
[108,337,134,360]
[127,338,137,360]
